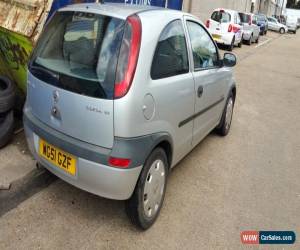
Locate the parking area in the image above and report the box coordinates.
[0,30,299,249]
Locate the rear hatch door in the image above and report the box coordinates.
[210,10,231,35]
[28,11,125,149]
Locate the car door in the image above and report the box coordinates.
[150,19,195,164]
[268,18,277,30]
[184,17,230,146]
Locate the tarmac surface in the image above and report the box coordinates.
[0,31,299,249]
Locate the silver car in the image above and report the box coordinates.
[267,16,288,34]
[24,3,237,229]
[238,12,260,45]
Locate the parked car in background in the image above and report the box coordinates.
[286,16,298,34]
[238,12,260,45]
[267,16,288,34]
[256,14,268,35]
[24,3,237,230]
[206,8,243,51]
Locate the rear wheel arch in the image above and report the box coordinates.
[155,140,173,169]
[147,133,173,169]
[231,86,236,102]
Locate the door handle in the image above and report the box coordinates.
[197,86,203,98]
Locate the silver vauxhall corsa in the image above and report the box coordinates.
[24,3,237,229]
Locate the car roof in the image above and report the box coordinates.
[59,3,181,20]
[213,8,237,14]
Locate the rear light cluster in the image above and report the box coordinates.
[108,157,131,168]
[205,20,210,28]
[228,24,240,33]
[114,15,142,99]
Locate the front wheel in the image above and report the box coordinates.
[279,28,285,34]
[216,94,234,136]
[126,148,168,230]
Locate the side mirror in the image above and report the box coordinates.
[223,53,237,67]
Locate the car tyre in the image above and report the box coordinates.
[279,28,285,34]
[247,34,252,45]
[255,35,259,43]
[238,39,243,48]
[216,93,235,136]
[0,110,14,148]
[0,76,16,113]
[228,37,235,51]
[125,147,168,230]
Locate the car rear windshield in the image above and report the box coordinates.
[29,11,125,99]
[239,13,250,23]
[211,11,231,23]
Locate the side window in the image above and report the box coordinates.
[236,13,241,24]
[151,20,189,80]
[186,21,219,70]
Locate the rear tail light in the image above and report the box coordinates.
[233,25,240,33]
[114,15,142,99]
[206,20,210,28]
[228,24,240,33]
[108,157,131,168]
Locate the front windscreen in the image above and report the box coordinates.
[29,11,125,99]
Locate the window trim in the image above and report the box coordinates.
[185,19,221,72]
[150,18,190,81]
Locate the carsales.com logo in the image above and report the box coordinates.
[241,231,296,245]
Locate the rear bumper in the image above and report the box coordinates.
[259,26,266,33]
[23,107,142,200]
[287,26,297,31]
[243,30,252,41]
[212,33,234,45]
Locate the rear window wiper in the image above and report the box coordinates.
[29,64,60,81]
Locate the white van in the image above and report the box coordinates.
[286,16,298,34]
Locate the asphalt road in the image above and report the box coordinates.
[0,31,299,250]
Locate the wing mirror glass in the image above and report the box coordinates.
[223,53,237,67]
